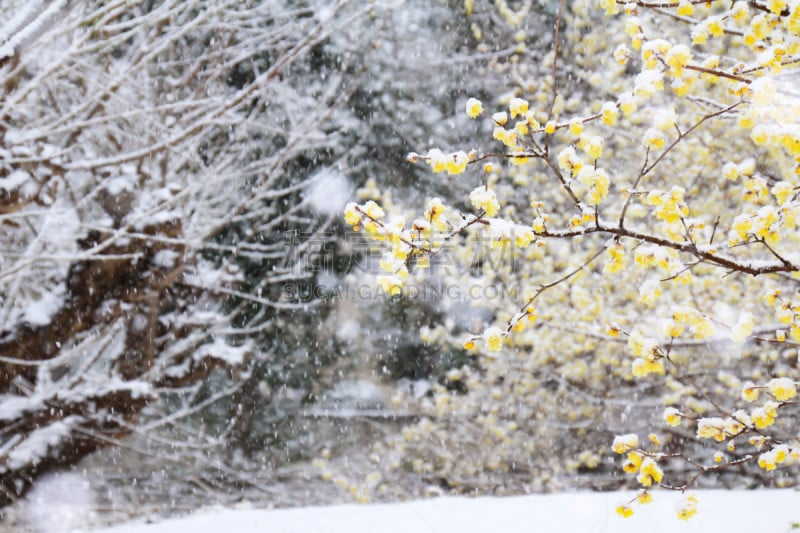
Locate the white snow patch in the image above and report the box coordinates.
[304,168,353,216]
[0,394,43,421]
[152,249,179,268]
[335,318,361,342]
[86,489,800,533]
[23,471,97,533]
[23,286,64,327]
[0,168,31,190]
[194,337,248,365]
[103,175,135,196]
[7,416,76,470]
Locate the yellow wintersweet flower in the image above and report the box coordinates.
[344,202,362,226]
[677,495,698,520]
[601,102,618,125]
[377,275,403,296]
[469,186,500,217]
[557,146,584,177]
[691,315,716,340]
[758,450,778,471]
[544,120,556,134]
[751,125,768,146]
[425,197,446,222]
[613,44,629,65]
[492,111,508,125]
[483,326,503,352]
[642,128,666,150]
[363,200,385,220]
[637,457,664,487]
[768,0,785,15]
[465,97,483,119]
[625,17,641,38]
[444,151,470,175]
[493,126,518,148]
[707,16,725,37]
[742,382,760,402]
[426,148,447,173]
[515,227,535,248]
[623,451,643,473]
[751,401,778,428]
[580,135,604,159]
[772,181,793,205]
[612,433,639,454]
[604,242,626,274]
[568,118,584,137]
[767,377,797,401]
[616,505,634,518]
[663,407,682,427]
[665,45,691,74]
[696,418,724,441]
[731,1,749,20]
[637,491,653,504]
[509,97,529,118]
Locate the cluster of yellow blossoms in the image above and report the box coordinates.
[342,0,800,514]
[611,428,701,520]
[343,197,453,296]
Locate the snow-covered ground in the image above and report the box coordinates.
[80,489,799,533]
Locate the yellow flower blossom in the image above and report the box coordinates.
[469,186,500,217]
[752,401,779,428]
[344,202,362,226]
[426,148,447,173]
[665,45,691,74]
[643,128,666,150]
[767,377,797,401]
[363,200,385,220]
[623,450,643,473]
[557,146,584,177]
[637,457,663,487]
[742,382,760,402]
[483,326,503,352]
[465,97,483,119]
[377,275,403,296]
[425,197,446,223]
[697,417,727,441]
[580,135,604,159]
[632,358,665,377]
[677,495,698,520]
[493,126,518,147]
[614,44,629,65]
[612,433,639,454]
[664,407,682,427]
[601,102,618,125]
[508,97,529,119]
[444,151,470,175]
[616,505,634,518]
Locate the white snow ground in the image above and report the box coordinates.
[83,489,800,533]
